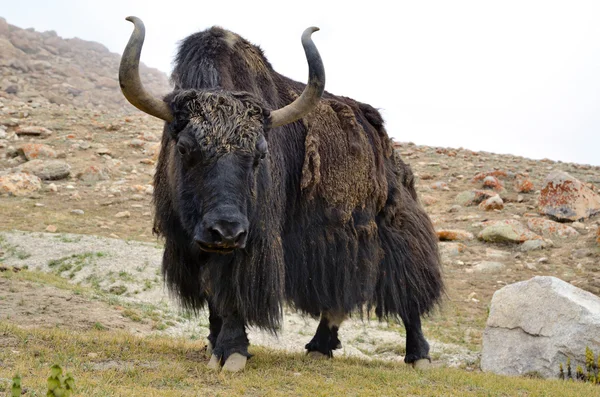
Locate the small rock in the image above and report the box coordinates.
[421,195,438,206]
[70,209,84,215]
[520,239,550,252]
[455,190,495,206]
[526,218,579,239]
[485,248,511,260]
[479,195,504,211]
[15,126,52,138]
[438,242,467,257]
[18,143,57,160]
[45,225,57,233]
[448,204,461,213]
[20,160,71,181]
[538,257,548,263]
[129,139,145,148]
[96,147,111,156]
[473,261,506,273]
[514,176,534,193]
[482,176,503,191]
[115,211,131,218]
[77,165,111,183]
[431,181,449,191]
[47,183,58,192]
[571,222,585,230]
[436,229,474,241]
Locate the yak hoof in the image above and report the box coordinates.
[412,358,431,370]
[307,351,328,360]
[205,341,213,358]
[207,354,220,370]
[222,353,247,372]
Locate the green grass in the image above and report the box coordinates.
[0,323,598,397]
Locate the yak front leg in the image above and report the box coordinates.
[207,311,250,372]
[305,311,345,358]
[206,301,222,358]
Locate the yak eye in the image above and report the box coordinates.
[256,136,268,159]
[177,144,187,156]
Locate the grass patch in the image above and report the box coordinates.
[0,323,597,396]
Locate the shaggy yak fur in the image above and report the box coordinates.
[153,26,443,365]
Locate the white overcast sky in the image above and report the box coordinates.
[2,0,599,165]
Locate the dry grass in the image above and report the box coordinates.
[0,323,598,397]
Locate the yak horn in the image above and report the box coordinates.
[119,16,173,122]
[269,27,325,128]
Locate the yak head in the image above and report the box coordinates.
[118,16,325,254]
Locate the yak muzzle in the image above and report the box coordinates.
[194,214,249,254]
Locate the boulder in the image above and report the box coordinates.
[0,172,42,196]
[539,171,600,221]
[481,276,600,378]
[478,220,542,243]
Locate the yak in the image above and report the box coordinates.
[119,16,443,372]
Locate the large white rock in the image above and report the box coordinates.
[481,276,600,378]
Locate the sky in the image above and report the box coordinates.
[2,0,599,166]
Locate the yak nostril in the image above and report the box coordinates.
[208,223,247,247]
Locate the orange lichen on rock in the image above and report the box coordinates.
[539,171,600,221]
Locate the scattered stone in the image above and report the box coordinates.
[115,211,131,218]
[96,147,111,156]
[538,171,600,221]
[45,225,57,233]
[421,194,438,206]
[14,126,52,138]
[76,165,111,183]
[514,176,534,193]
[481,276,600,378]
[448,204,461,213]
[472,170,513,182]
[0,172,42,196]
[18,143,57,160]
[520,239,552,252]
[526,218,579,239]
[431,181,449,190]
[70,209,84,216]
[47,183,58,193]
[571,221,585,230]
[479,195,504,211]
[20,160,71,180]
[485,248,511,260]
[478,220,542,244]
[436,229,474,241]
[438,242,466,257]
[482,176,503,191]
[472,261,505,273]
[129,139,145,148]
[455,190,496,206]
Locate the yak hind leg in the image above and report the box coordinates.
[305,311,345,358]
[207,311,250,372]
[402,307,431,369]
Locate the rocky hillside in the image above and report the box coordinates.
[0,17,170,112]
